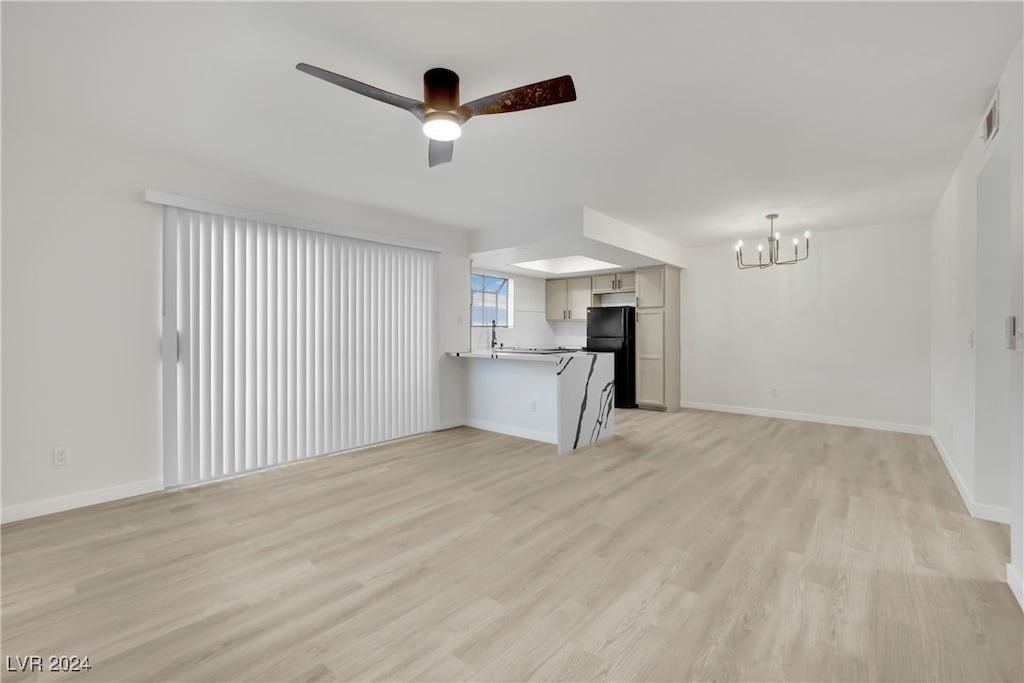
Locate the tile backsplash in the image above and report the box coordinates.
[471,311,557,350]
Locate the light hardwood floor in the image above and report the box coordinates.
[2,409,1021,682]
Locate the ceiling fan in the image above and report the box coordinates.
[295,63,577,167]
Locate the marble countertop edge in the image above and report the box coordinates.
[446,350,609,363]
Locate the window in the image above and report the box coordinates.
[470,273,514,327]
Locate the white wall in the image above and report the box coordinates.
[930,39,1023,606]
[1011,40,1024,610]
[2,127,471,521]
[462,358,559,444]
[975,138,1012,512]
[681,220,931,432]
[582,207,688,267]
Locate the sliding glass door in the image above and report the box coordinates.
[161,207,437,486]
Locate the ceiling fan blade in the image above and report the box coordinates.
[457,75,576,119]
[428,139,454,167]
[296,63,426,121]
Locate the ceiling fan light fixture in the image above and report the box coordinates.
[296,62,575,165]
[422,111,461,141]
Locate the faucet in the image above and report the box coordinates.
[490,320,498,349]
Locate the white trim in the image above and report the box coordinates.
[969,500,1012,524]
[2,479,164,524]
[436,418,467,431]
[930,432,975,515]
[142,190,442,254]
[930,431,1012,524]
[1008,563,1023,611]
[463,419,558,445]
[679,401,931,435]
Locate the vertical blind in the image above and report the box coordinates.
[163,207,437,486]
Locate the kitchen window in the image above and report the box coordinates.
[470,273,514,327]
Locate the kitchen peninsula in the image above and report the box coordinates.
[447,349,615,453]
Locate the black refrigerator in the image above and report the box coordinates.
[586,306,636,409]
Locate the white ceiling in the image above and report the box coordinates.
[4,2,1021,251]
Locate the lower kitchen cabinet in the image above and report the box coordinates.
[636,309,665,406]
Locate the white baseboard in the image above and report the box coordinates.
[930,432,1011,524]
[2,478,164,524]
[969,500,1012,524]
[679,401,931,436]
[463,419,557,445]
[435,417,467,431]
[1009,564,1024,611]
[930,432,977,517]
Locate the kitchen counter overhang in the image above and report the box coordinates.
[446,350,615,453]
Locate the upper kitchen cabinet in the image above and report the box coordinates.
[591,273,616,294]
[591,271,636,294]
[617,271,636,292]
[546,277,593,321]
[636,266,665,309]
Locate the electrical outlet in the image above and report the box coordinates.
[52,446,70,467]
[530,401,537,413]
[771,387,778,398]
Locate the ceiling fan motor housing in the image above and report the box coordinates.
[424,68,459,111]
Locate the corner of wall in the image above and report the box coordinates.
[930,430,1011,524]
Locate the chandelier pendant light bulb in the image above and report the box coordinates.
[422,111,461,141]
[734,213,812,270]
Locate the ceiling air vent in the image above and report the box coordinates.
[984,91,1000,144]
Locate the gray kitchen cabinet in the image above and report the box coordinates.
[546,277,593,321]
[592,271,637,294]
[634,265,680,411]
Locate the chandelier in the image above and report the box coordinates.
[735,214,811,269]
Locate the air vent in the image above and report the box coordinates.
[984,91,1000,143]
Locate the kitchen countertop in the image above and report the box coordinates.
[446,350,596,363]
